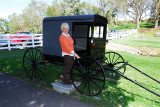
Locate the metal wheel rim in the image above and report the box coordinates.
[23,48,47,81]
[93,51,126,80]
[71,57,105,96]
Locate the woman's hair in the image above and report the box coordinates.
[61,23,69,31]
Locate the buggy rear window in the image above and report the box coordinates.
[92,26,104,39]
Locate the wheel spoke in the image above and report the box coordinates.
[90,79,101,89]
[35,66,43,80]
[114,61,124,65]
[105,56,110,64]
[89,70,102,77]
[73,66,86,75]
[113,56,120,65]
[90,81,97,94]
[31,67,34,79]
[28,50,33,61]
[82,81,87,94]
[24,61,33,65]
[37,64,45,68]
[34,67,37,80]
[35,54,41,63]
[109,52,111,63]
[36,67,43,80]
[27,67,33,75]
[31,48,35,61]
[25,55,32,62]
[112,52,115,63]
[91,77,104,82]
[78,79,86,89]
[37,67,45,76]
[88,81,91,95]
[34,49,37,61]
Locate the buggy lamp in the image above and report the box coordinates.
[105,39,109,45]
[92,43,96,46]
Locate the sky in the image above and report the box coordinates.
[0,0,53,19]
[0,0,148,21]
[0,0,96,20]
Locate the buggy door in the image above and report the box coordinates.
[72,23,91,56]
[90,25,107,56]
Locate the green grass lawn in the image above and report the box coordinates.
[109,21,155,30]
[0,48,160,107]
[122,31,160,40]
[111,39,160,48]
[111,38,160,56]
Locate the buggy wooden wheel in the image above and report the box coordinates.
[93,51,126,81]
[71,57,105,96]
[23,48,47,81]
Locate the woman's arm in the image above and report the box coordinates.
[74,52,80,59]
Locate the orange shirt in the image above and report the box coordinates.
[59,33,74,54]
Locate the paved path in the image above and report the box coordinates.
[106,42,140,54]
[0,73,94,107]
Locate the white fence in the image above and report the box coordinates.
[0,34,43,51]
[0,29,138,51]
[107,29,138,40]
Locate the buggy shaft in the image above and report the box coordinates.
[112,69,160,97]
[127,63,160,84]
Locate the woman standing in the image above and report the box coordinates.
[59,23,80,84]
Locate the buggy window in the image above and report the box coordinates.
[92,26,104,38]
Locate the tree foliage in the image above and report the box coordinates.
[3,0,160,34]
[0,18,8,33]
[46,0,101,17]
[8,0,47,33]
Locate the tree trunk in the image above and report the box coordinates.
[124,12,127,25]
[155,18,159,29]
[155,3,159,29]
[136,17,140,29]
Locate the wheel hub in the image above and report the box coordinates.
[85,75,91,81]
[107,63,114,68]
[32,61,37,67]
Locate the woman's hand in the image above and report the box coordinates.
[74,53,80,59]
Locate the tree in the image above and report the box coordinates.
[0,18,8,32]
[98,0,108,16]
[46,1,61,17]
[79,2,101,15]
[8,0,48,33]
[60,0,83,15]
[118,1,129,25]
[124,0,150,29]
[8,13,21,33]
[22,0,48,33]
[151,0,160,28]
[98,0,122,25]
[46,0,98,16]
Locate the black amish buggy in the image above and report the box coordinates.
[23,14,160,97]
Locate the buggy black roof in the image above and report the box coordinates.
[43,14,108,25]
